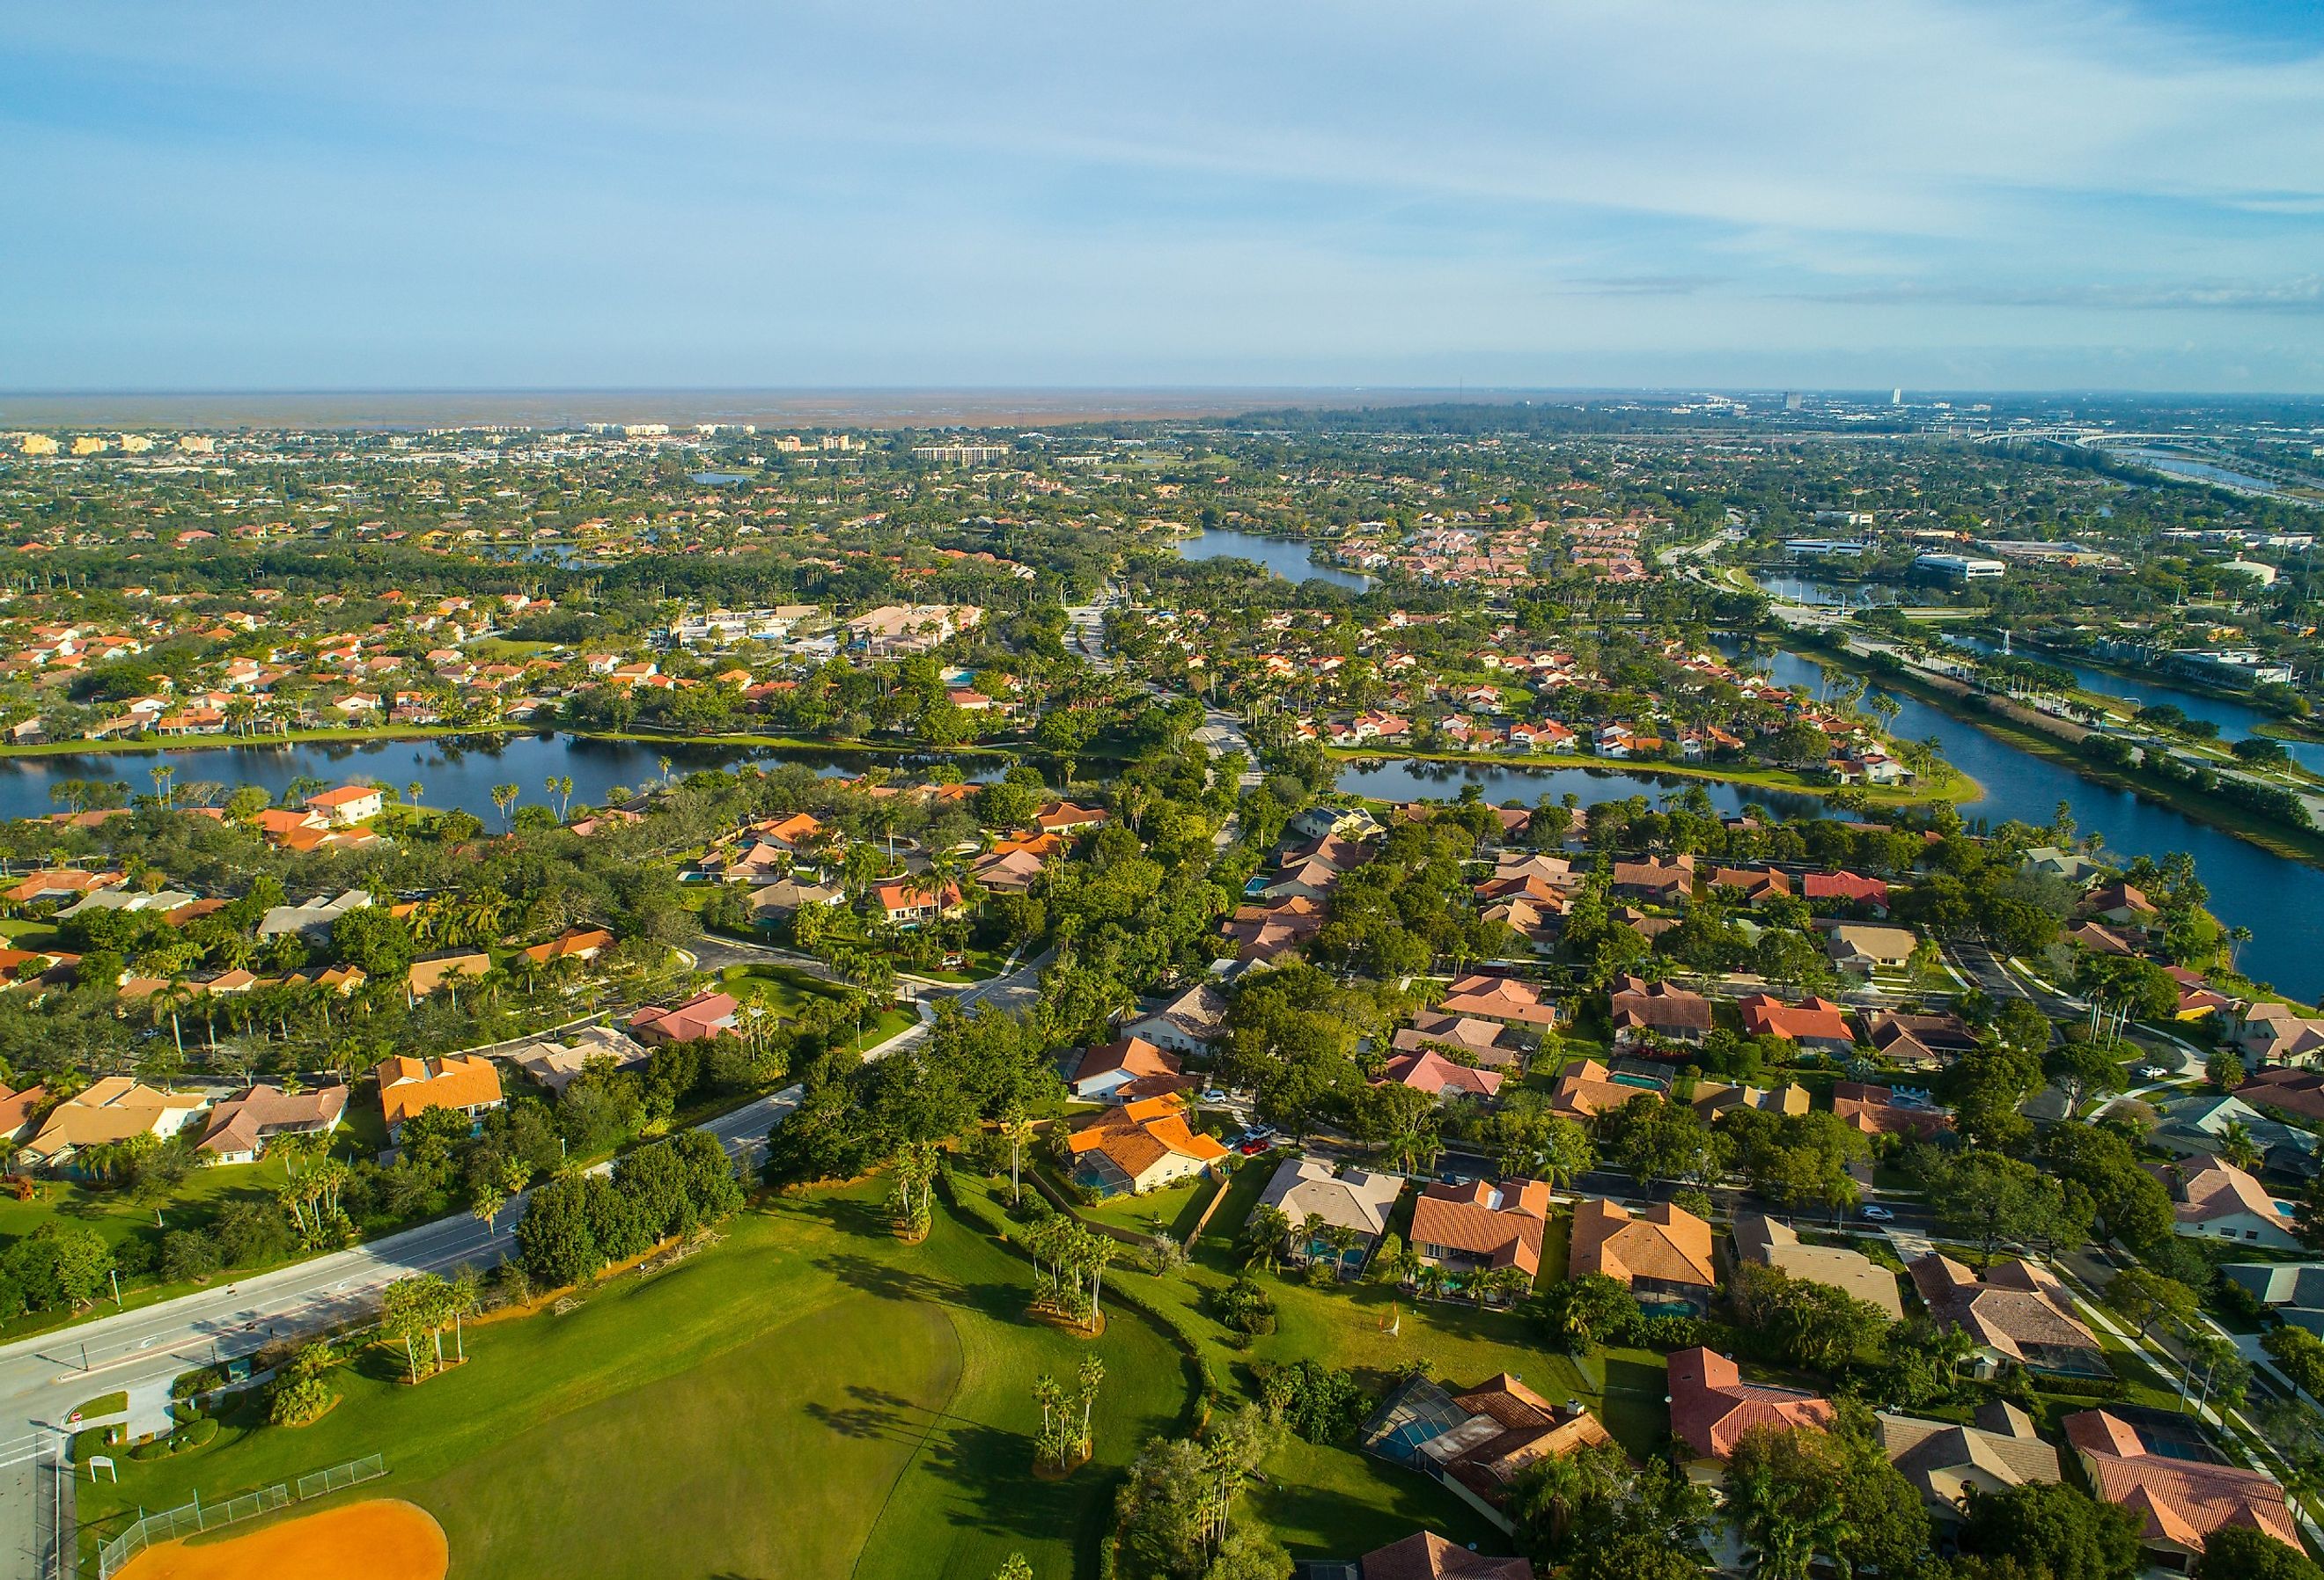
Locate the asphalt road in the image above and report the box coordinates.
[0,947,1050,1578]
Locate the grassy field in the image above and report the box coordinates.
[80,1181,1190,1580]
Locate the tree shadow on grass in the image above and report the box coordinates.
[805,1385,935,1443]
[911,1421,1087,1540]
[814,1253,1023,1323]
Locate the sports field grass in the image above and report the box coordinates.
[78,1182,1192,1580]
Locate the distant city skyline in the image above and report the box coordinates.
[9,1,2324,393]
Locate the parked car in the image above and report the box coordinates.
[2137,1065,2169,1080]
[1236,1136,1273,1157]
[1861,1204,1894,1222]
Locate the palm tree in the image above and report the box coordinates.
[149,763,174,811]
[999,1110,1036,1207]
[2219,1119,2262,1172]
[1242,1205,1291,1272]
[490,783,519,831]
[2226,925,2253,974]
[408,781,424,816]
[1320,1224,1362,1279]
[1298,1210,1327,1265]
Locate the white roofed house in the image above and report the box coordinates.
[1122,982,1231,1057]
[1258,1155,1405,1275]
[2148,1155,2304,1250]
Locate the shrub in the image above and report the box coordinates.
[170,1366,225,1401]
[129,1417,218,1460]
[1257,1359,1371,1444]
[267,1374,335,1428]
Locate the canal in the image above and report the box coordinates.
[1949,635,2324,775]
[1751,648,2324,1002]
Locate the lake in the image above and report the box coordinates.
[1335,756,1823,820]
[1748,648,2324,1001]
[0,735,988,826]
[2114,448,2306,502]
[1173,529,1374,591]
[1948,636,2324,775]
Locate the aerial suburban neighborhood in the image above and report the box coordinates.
[5,2,2324,1575]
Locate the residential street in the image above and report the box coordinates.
[0,947,1050,1579]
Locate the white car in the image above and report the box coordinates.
[1861,1204,1895,1222]
[2137,1065,2169,1080]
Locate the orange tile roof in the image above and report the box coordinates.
[376,1054,502,1128]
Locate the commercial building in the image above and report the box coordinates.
[1914,554,2004,582]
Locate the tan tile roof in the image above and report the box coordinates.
[1570,1198,1716,1289]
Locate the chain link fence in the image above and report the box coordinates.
[94,1453,384,1578]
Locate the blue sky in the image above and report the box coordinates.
[6,1,2324,392]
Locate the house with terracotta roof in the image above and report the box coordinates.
[1065,1094,1227,1195]
[1393,1012,1526,1070]
[1803,871,1891,915]
[0,1082,48,1144]
[1908,1253,2107,1379]
[628,989,740,1047]
[18,1077,209,1170]
[303,783,384,827]
[1435,974,1558,1031]
[1068,1035,1188,1103]
[1361,1370,1611,1537]
[376,1054,504,1141]
[1380,1049,1504,1102]
[1876,1401,2060,1521]
[1570,1198,1717,1315]
[1667,1346,1834,1465]
[4,868,126,906]
[2238,1066,2324,1123]
[1408,1179,1549,1287]
[2065,1407,2300,1569]
[1832,1082,1953,1140]
[1610,856,1693,904]
[1732,1210,1903,1319]
[1738,994,1858,1055]
[1607,975,1711,1047]
[521,927,614,966]
[1033,800,1108,833]
[1548,1058,1664,1121]
[2148,1155,2302,1250]
[195,1084,349,1165]
[1354,1531,1531,1580]
[1707,865,1791,904]
[873,878,965,928]
[2081,882,2159,927]
[1865,1010,1978,1070]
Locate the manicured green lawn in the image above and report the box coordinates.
[77,1181,1189,1580]
[1072,1175,1214,1241]
[958,1168,1596,1562]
